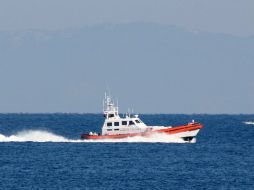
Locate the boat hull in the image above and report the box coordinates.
[80,122,203,142]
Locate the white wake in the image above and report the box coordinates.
[0,130,190,143]
[243,121,254,125]
[0,130,70,142]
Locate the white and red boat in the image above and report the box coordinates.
[81,94,203,142]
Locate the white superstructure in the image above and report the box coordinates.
[102,93,149,135]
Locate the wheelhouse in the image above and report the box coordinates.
[101,94,147,135]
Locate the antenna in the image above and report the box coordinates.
[128,108,131,117]
[106,84,111,98]
[103,99,104,111]
[117,98,119,112]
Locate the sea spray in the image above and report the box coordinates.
[243,121,254,125]
[0,130,70,142]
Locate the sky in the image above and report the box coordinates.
[0,1,253,113]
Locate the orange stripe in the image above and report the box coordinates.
[81,123,203,139]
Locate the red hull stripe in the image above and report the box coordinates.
[81,123,203,140]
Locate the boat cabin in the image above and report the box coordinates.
[102,94,148,135]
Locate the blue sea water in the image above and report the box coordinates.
[0,114,253,190]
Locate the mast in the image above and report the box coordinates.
[103,93,119,119]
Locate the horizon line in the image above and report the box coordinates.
[0,112,253,115]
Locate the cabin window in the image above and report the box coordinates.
[129,121,135,125]
[114,129,119,131]
[122,121,127,125]
[107,122,112,127]
[107,129,112,131]
[109,114,114,118]
[135,120,140,123]
[114,122,120,126]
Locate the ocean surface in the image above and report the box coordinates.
[0,114,253,190]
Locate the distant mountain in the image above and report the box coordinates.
[0,23,253,113]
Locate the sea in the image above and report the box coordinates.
[0,114,253,190]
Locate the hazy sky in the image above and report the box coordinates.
[0,0,253,36]
[0,1,253,113]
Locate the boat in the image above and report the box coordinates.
[81,93,203,142]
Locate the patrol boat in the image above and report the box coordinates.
[81,94,203,142]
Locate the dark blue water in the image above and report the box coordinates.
[0,114,253,189]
